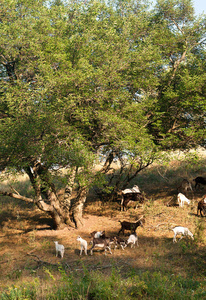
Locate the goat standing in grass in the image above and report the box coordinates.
[113,236,127,250]
[197,196,206,217]
[77,236,88,255]
[126,233,138,248]
[121,185,144,211]
[90,237,115,255]
[193,176,206,189]
[90,230,105,238]
[177,193,190,207]
[54,241,65,258]
[172,226,194,243]
[118,217,144,235]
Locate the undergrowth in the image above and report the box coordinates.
[1,265,206,300]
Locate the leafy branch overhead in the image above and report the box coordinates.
[0,0,205,228]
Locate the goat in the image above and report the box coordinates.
[172,226,194,243]
[90,237,115,255]
[197,196,206,217]
[113,236,127,250]
[193,176,206,189]
[118,217,144,235]
[177,179,193,194]
[126,233,138,248]
[90,230,106,238]
[177,193,190,207]
[77,236,87,255]
[122,185,141,194]
[121,192,144,211]
[54,241,64,258]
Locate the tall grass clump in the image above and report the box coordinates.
[194,219,205,243]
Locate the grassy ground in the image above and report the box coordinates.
[0,153,206,299]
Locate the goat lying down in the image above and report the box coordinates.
[177,193,190,207]
[172,226,194,243]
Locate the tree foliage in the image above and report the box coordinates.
[0,0,205,228]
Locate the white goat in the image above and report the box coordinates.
[172,226,194,243]
[126,233,138,248]
[90,231,105,238]
[177,193,190,207]
[77,236,88,255]
[122,185,141,194]
[54,241,65,258]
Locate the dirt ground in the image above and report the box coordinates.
[0,189,206,292]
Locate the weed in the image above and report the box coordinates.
[194,219,205,243]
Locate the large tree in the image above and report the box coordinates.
[147,0,206,149]
[0,0,205,229]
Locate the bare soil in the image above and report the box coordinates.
[1,188,206,292]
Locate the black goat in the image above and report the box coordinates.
[193,177,206,189]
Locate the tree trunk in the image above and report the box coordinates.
[71,187,88,229]
[0,166,88,230]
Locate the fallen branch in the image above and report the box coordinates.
[27,253,58,268]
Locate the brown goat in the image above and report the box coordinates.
[197,196,206,217]
[121,192,144,211]
[177,179,193,195]
[118,217,144,235]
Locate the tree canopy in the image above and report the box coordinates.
[0,0,205,228]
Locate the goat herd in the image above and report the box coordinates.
[54,176,206,258]
[54,218,143,258]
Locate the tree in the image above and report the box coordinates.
[146,0,206,149]
[0,0,205,229]
[0,0,156,228]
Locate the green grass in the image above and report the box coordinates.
[1,266,206,299]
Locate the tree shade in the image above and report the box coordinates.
[0,0,205,228]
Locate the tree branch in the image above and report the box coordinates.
[0,190,34,203]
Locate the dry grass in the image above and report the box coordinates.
[0,192,206,290]
[1,156,206,296]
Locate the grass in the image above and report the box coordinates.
[0,153,206,299]
[1,267,206,299]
